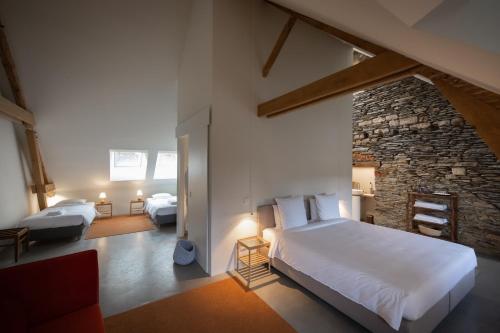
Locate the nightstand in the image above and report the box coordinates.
[130,200,145,216]
[236,236,271,286]
[95,202,112,218]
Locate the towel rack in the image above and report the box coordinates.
[406,192,458,242]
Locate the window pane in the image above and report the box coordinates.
[154,151,177,179]
[110,150,148,181]
[114,151,143,168]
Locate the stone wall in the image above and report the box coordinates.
[353,77,500,257]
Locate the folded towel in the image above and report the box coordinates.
[414,213,448,225]
[46,210,63,217]
[414,200,447,211]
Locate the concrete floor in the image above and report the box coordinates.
[1,224,499,332]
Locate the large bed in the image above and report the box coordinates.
[257,203,477,333]
[19,201,97,241]
[145,195,177,225]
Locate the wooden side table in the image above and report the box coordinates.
[95,202,113,218]
[0,227,29,262]
[236,236,271,286]
[130,200,145,216]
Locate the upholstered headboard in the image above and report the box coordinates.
[257,204,275,236]
[257,198,312,236]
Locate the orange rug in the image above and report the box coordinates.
[104,278,297,333]
[85,215,156,239]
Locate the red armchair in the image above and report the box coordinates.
[0,250,105,333]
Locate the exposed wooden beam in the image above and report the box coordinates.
[432,78,500,160]
[0,95,35,125]
[0,18,27,108]
[266,1,386,56]
[262,15,297,77]
[26,128,48,209]
[31,183,56,195]
[258,51,420,117]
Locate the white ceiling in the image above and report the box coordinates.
[274,0,500,94]
[0,0,191,191]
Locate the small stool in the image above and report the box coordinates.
[0,227,30,262]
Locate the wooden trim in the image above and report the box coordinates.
[0,95,35,125]
[30,183,55,194]
[258,51,420,117]
[0,19,27,109]
[432,78,500,160]
[25,128,47,210]
[266,1,386,55]
[262,15,296,77]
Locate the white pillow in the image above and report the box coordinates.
[275,196,307,230]
[152,193,172,198]
[272,205,283,229]
[314,194,340,220]
[54,199,87,207]
[309,198,318,221]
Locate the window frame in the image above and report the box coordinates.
[109,149,149,182]
[153,150,178,180]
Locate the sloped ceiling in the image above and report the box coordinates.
[273,0,500,94]
[0,0,191,193]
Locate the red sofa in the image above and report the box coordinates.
[0,250,105,333]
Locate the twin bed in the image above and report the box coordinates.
[19,200,97,241]
[144,193,177,225]
[258,195,477,333]
[19,193,177,241]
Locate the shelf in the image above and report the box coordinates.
[414,220,448,229]
[409,229,450,241]
[413,206,450,214]
[238,253,269,268]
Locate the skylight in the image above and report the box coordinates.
[153,151,177,180]
[109,150,148,181]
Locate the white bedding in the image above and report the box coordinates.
[19,202,97,230]
[264,219,477,330]
[145,197,177,218]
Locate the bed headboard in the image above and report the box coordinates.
[257,198,312,236]
[257,204,275,236]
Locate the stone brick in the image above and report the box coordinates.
[399,116,418,126]
[352,77,500,258]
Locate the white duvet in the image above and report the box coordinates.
[264,219,477,330]
[19,202,97,230]
[145,197,177,218]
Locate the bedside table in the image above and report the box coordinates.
[236,236,271,286]
[130,200,145,216]
[95,202,112,218]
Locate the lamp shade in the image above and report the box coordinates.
[98,192,107,200]
[137,189,143,197]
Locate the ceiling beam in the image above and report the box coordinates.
[0,95,35,125]
[266,1,386,56]
[432,77,500,160]
[0,19,27,109]
[258,51,420,117]
[262,15,297,77]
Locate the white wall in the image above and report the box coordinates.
[208,0,353,275]
[0,0,191,214]
[177,0,213,273]
[0,117,32,228]
[177,0,213,123]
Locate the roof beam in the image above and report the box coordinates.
[432,77,500,160]
[258,51,421,117]
[0,95,35,125]
[262,15,297,77]
[0,19,27,109]
[266,1,386,56]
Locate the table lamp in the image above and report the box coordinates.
[98,192,107,204]
[137,189,143,201]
